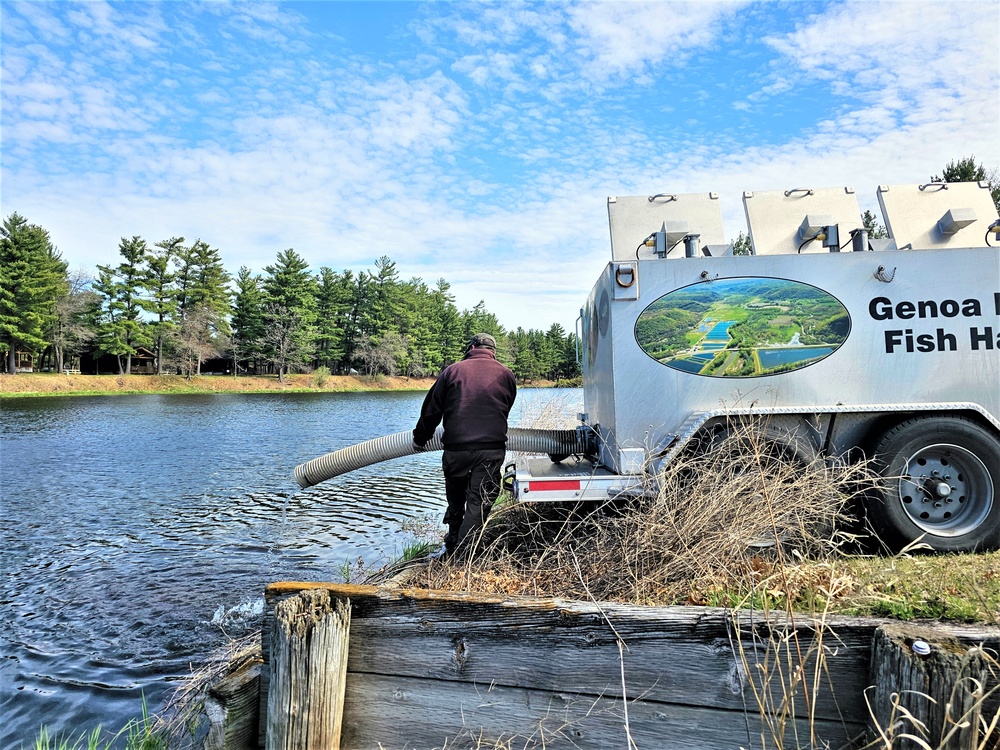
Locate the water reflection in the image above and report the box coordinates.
[0,388,581,745]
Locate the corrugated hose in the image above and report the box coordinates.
[293,427,588,488]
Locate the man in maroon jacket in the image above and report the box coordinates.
[412,333,517,555]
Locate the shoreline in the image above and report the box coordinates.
[0,372,439,398]
[0,372,571,398]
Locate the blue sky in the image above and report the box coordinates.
[2,1,998,331]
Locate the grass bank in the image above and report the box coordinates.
[413,424,1000,625]
[0,372,438,398]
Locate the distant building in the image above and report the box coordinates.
[80,347,157,375]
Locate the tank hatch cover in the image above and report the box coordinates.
[743,186,860,255]
[608,192,725,261]
[878,181,999,251]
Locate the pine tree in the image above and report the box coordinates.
[861,210,888,240]
[142,238,182,374]
[314,267,353,370]
[262,249,317,379]
[509,328,541,382]
[172,240,195,321]
[231,267,266,374]
[93,236,152,374]
[430,279,465,368]
[731,230,753,256]
[342,271,371,370]
[173,239,231,376]
[0,213,68,374]
[366,255,402,337]
[187,240,232,322]
[398,279,436,379]
[462,300,505,337]
[932,155,1000,211]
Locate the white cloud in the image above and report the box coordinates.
[195,89,228,105]
[764,1,998,107]
[3,0,73,43]
[565,1,744,79]
[432,0,746,95]
[365,73,467,151]
[66,0,164,54]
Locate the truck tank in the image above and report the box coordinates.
[510,181,1000,553]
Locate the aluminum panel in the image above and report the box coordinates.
[585,247,1000,463]
[582,273,617,467]
[877,182,999,251]
[513,457,641,503]
[608,193,726,261]
[743,186,861,255]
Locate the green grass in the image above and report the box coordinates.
[29,698,167,750]
[687,551,1000,624]
[707,304,751,322]
[401,540,439,561]
[832,552,1000,622]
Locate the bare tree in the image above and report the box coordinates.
[50,269,99,372]
[263,303,310,383]
[176,303,224,379]
[354,332,407,377]
[405,345,427,380]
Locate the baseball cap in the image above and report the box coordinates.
[468,333,497,350]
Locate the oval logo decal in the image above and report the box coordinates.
[635,277,850,377]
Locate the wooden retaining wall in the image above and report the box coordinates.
[226,582,999,750]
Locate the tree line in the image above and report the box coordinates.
[0,219,581,383]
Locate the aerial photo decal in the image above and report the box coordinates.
[635,277,850,378]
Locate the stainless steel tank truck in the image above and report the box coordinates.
[508,181,1000,553]
[295,180,1000,553]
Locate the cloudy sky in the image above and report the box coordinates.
[2,0,998,331]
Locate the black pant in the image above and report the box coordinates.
[442,448,506,553]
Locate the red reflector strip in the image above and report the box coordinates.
[527,480,581,491]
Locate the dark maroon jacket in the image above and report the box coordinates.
[412,348,517,451]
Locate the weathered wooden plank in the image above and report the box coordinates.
[203,662,261,750]
[266,589,351,750]
[264,583,875,722]
[339,672,866,750]
[869,623,999,750]
[260,583,1000,750]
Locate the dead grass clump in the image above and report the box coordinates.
[421,422,874,606]
[156,631,262,746]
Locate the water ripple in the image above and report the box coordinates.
[0,388,580,746]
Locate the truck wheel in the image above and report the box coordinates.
[871,416,1000,552]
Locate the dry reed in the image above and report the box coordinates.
[0,372,438,396]
[421,419,871,607]
[156,632,262,747]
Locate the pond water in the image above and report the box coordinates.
[0,388,581,747]
[665,358,708,374]
[703,321,735,342]
[757,346,835,369]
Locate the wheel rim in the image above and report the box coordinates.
[897,443,994,537]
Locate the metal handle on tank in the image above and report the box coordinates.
[575,309,583,364]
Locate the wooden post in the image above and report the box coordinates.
[869,623,990,750]
[266,589,351,750]
[203,662,261,750]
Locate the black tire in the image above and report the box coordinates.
[870,416,1000,552]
